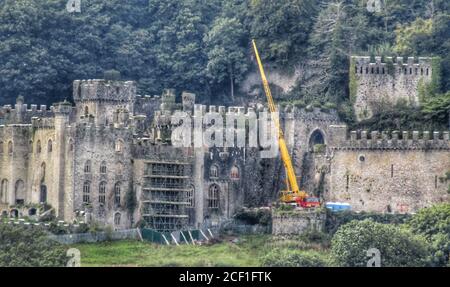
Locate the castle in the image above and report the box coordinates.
[0,57,449,232]
[352,56,434,121]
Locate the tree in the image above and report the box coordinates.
[204,17,249,102]
[249,0,318,65]
[331,219,429,267]
[408,203,450,266]
[302,1,360,104]
[0,224,68,267]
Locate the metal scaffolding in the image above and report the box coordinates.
[142,161,191,232]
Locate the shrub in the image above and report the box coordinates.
[234,208,272,226]
[331,219,429,267]
[0,225,68,267]
[261,249,328,267]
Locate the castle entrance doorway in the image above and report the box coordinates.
[40,185,47,203]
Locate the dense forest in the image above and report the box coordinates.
[0,0,449,128]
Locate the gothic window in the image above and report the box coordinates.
[355,66,358,74]
[366,67,369,74]
[114,182,121,205]
[117,162,124,175]
[83,181,91,204]
[99,182,106,204]
[114,212,121,225]
[0,179,8,204]
[230,166,240,180]
[7,141,13,154]
[37,140,42,154]
[29,140,33,153]
[426,68,429,75]
[84,106,89,117]
[84,160,91,173]
[210,165,219,178]
[47,139,53,153]
[115,139,124,153]
[100,162,107,174]
[0,141,3,154]
[208,184,220,209]
[186,185,195,208]
[41,163,46,182]
[14,180,25,205]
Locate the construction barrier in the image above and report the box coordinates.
[140,228,216,245]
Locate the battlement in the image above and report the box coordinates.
[333,130,450,150]
[0,101,55,125]
[73,79,136,102]
[352,56,433,77]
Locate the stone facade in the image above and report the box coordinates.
[352,56,433,121]
[272,211,326,235]
[0,56,449,230]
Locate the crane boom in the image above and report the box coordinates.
[252,39,304,200]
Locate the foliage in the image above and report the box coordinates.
[261,248,328,267]
[233,208,271,226]
[331,219,429,267]
[350,93,449,131]
[394,18,433,56]
[325,210,411,235]
[0,224,68,267]
[204,16,249,101]
[125,188,137,215]
[407,203,450,266]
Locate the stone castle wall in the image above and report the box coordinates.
[324,129,450,213]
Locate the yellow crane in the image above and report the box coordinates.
[252,39,320,208]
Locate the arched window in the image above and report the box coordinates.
[99,182,106,204]
[230,166,240,180]
[210,165,219,178]
[187,185,195,208]
[40,163,46,182]
[83,181,91,204]
[84,160,91,173]
[0,141,3,154]
[37,140,42,154]
[114,182,121,205]
[117,162,124,175]
[100,162,107,174]
[47,139,53,153]
[0,179,8,204]
[208,184,220,209]
[114,212,121,226]
[14,180,25,205]
[115,139,124,153]
[7,141,13,154]
[84,106,89,117]
[29,140,33,153]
